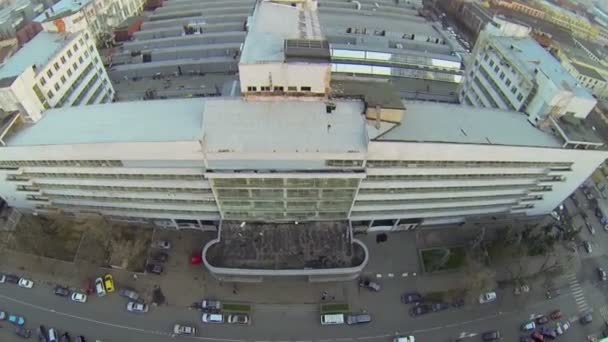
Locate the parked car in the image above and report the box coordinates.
[227,313,250,325]
[520,337,534,342]
[17,278,33,288]
[118,288,140,301]
[451,298,465,308]
[549,310,562,320]
[201,300,221,311]
[556,321,570,335]
[346,313,371,325]
[531,331,544,342]
[70,292,87,303]
[59,332,71,342]
[521,321,536,331]
[126,301,148,313]
[409,304,431,317]
[359,278,381,292]
[54,286,70,297]
[0,274,5,283]
[201,313,224,323]
[580,313,593,324]
[47,328,58,342]
[103,274,115,293]
[151,240,171,250]
[151,252,169,263]
[95,277,106,297]
[0,310,6,320]
[540,327,557,339]
[599,268,607,281]
[431,302,449,312]
[393,336,415,342]
[584,241,592,254]
[479,291,497,304]
[9,314,25,326]
[38,325,48,342]
[587,222,596,235]
[401,292,422,304]
[74,336,86,342]
[15,326,31,339]
[545,288,560,299]
[481,330,501,341]
[145,263,163,275]
[5,274,19,284]
[173,324,196,336]
[535,315,549,325]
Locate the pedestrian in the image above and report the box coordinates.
[133,274,138,280]
[321,291,328,301]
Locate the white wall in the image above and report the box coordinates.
[239,62,331,94]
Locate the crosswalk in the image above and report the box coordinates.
[566,272,590,312]
[600,306,608,322]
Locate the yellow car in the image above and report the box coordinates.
[103,274,115,293]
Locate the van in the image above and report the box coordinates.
[320,313,345,325]
[48,328,58,342]
[346,313,372,325]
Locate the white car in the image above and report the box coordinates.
[17,278,33,288]
[173,324,196,336]
[127,301,149,313]
[479,291,497,304]
[70,292,87,303]
[227,313,249,325]
[0,275,5,283]
[95,277,106,297]
[201,313,223,323]
[393,336,415,342]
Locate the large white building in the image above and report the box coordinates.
[0,29,113,125]
[459,18,597,126]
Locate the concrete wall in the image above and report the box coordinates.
[239,62,331,94]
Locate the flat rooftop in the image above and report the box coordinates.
[375,102,562,148]
[571,62,606,81]
[240,0,324,64]
[0,31,75,81]
[34,0,93,22]
[494,36,593,100]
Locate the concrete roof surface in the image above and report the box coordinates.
[0,31,72,80]
[7,98,205,146]
[375,101,562,148]
[571,62,606,81]
[34,0,93,22]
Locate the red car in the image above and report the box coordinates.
[190,251,202,265]
[549,310,562,320]
[83,278,93,295]
[531,331,544,342]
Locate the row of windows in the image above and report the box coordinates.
[357,184,533,195]
[215,188,356,199]
[72,72,99,106]
[212,178,359,188]
[481,55,525,101]
[46,53,97,100]
[246,86,312,92]
[55,62,96,106]
[37,183,212,194]
[353,203,515,216]
[366,173,544,181]
[40,33,91,87]
[48,194,215,205]
[365,160,572,169]
[219,200,352,211]
[23,172,203,180]
[326,160,364,167]
[355,194,522,206]
[223,211,348,220]
[54,204,218,215]
[478,66,517,110]
[473,76,501,109]
[0,160,123,167]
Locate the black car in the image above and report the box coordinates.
[451,298,465,308]
[15,327,31,339]
[401,292,422,304]
[37,325,48,342]
[580,313,593,325]
[535,315,549,325]
[54,286,70,297]
[540,327,557,339]
[75,336,86,342]
[481,330,500,341]
[145,263,163,275]
[60,332,71,342]
[5,274,19,284]
[151,252,169,263]
[431,302,449,312]
[409,304,431,317]
[519,337,533,342]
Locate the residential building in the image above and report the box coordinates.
[561,58,608,100]
[459,17,597,126]
[34,0,146,45]
[0,0,50,38]
[0,30,113,123]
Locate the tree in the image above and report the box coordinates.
[463,255,497,303]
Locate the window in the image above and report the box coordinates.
[67,50,72,58]
[67,69,72,77]
[54,62,59,71]
[517,94,524,101]
[73,44,79,52]
[301,86,311,91]
[39,77,46,86]
[47,90,54,98]
[46,70,53,78]
[505,79,511,86]
[260,86,271,91]
[79,38,84,45]
[247,86,257,91]
[54,83,60,91]
[84,32,89,40]
[499,72,505,80]
[60,56,66,64]
[511,86,516,94]
[78,56,84,64]
[273,86,284,91]
[89,45,94,52]
[288,86,297,91]
[494,65,499,73]
[60,76,66,84]
[84,51,89,58]
[483,54,489,61]
[489,60,494,67]
[73,62,78,71]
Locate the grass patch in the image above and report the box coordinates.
[320,303,349,314]
[421,247,467,273]
[223,303,251,313]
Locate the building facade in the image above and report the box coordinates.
[0,30,113,123]
[459,17,596,126]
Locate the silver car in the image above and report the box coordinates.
[126,301,149,313]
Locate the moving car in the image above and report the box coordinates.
[126,301,149,313]
[401,292,422,304]
[54,286,70,297]
[18,278,33,288]
[202,313,224,324]
[346,313,371,325]
[15,326,31,339]
[70,292,87,303]
[151,240,171,250]
[9,314,25,326]
[481,330,501,341]
[95,277,106,297]
[580,313,593,324]
[103,274,115,293]
[173,324,196,336]
[479,291,497,304]
[118,288,140,301]
[359,278,381,292]
[584,241,592,254]
[599,268,607,281]
[227,313,250,325]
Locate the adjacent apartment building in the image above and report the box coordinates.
[0,29,113,124]
[0,0,604,234]
[459,17,597,127]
